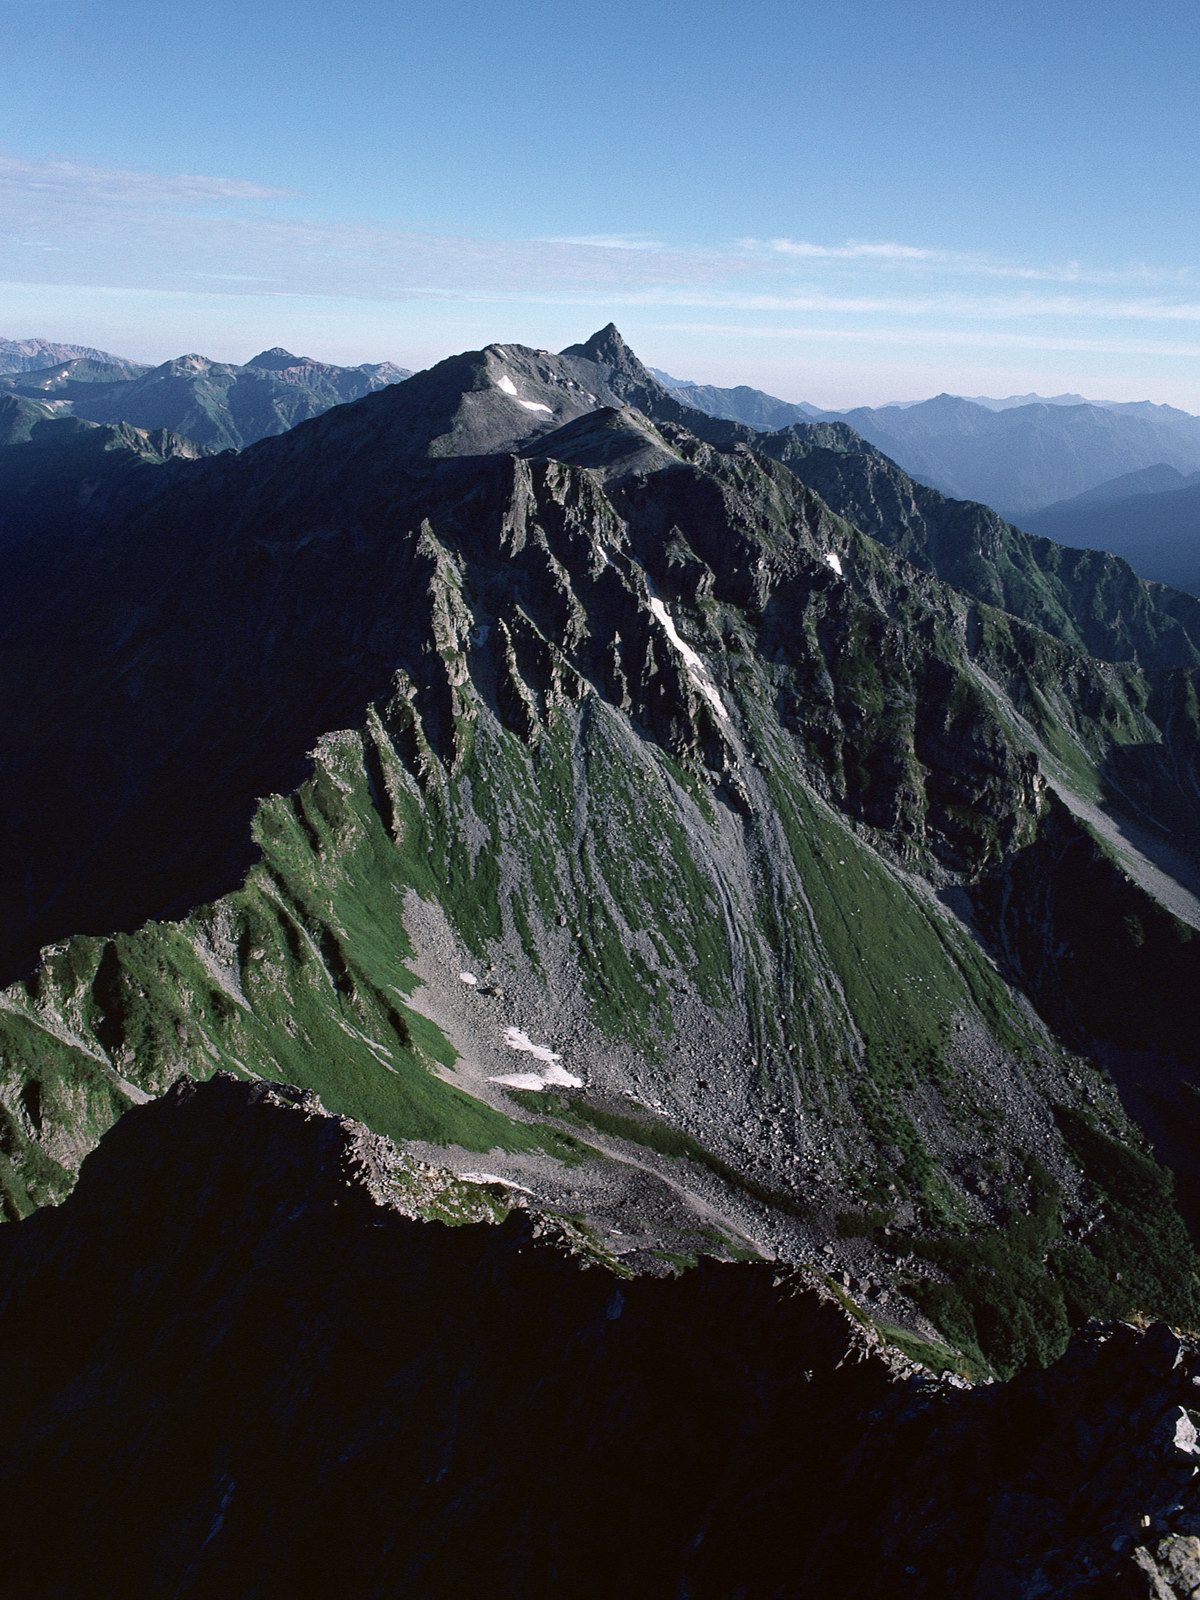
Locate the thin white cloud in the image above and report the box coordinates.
[491,284,1200,325]
[743,236,1190,287]
[759,238,940,261]
[542,233,666,251]
[0,153,296,204]
[5,148,1200,354]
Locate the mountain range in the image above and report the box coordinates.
[652,366,1200,528]
[0,342,411,451]
[3,322,1200,1590]
[0,336,148,377]
[1024,468,1200,596]
[3,322,1200,1367]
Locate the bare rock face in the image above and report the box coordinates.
[0,1075,1198,1599]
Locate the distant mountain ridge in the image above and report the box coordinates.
[0,341,412,451]
[637,370,1200,520]
[0,336,147,376]
[1025,473,1200,597]
[807,395,1200,518]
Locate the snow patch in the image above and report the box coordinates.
[503,1026,560,1064]
[460,1171,536,1196]
[647,595,730,722]
[489,1026,584,1091]
[541,1063,585,1087]
[495,371,553,414]
[824,551,844,576]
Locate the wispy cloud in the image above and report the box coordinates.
[6,148,1200,387]
[0,153,296,204]
[744,236,1190,287]
[541,233,666,251]
[495,283,1200,326]
[756,238,941,262]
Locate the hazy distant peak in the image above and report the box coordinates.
[960,391,1093,411]
[0,336,145,376]
[245,347,306,370]
[158,353,216,376]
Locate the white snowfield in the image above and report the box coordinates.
[488,1027,584,1091]
[502,1025,561,1063]
[495,371,553,415]
[647,595,730,722]
[824,551,844,576]
[459,1172,536,1196]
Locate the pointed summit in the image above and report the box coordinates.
[560,323,650,380]
[246,347,305,371]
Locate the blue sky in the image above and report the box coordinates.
[3,0,1200,405]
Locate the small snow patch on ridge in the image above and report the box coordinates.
[494,370,554,415]
[824,551,844,576]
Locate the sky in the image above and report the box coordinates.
[3,0,1200,407]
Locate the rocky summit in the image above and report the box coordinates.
[2,324,1200,1591]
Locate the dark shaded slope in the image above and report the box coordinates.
[2,1075,1200,1599]
[0,398,208,551]
[755,421,1200,670]
[1025,477,1200,597]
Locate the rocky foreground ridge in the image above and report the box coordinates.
[0,1074,1198,1599]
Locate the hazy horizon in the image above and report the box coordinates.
[8,318,1198,416]
[4,0,1200,409]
